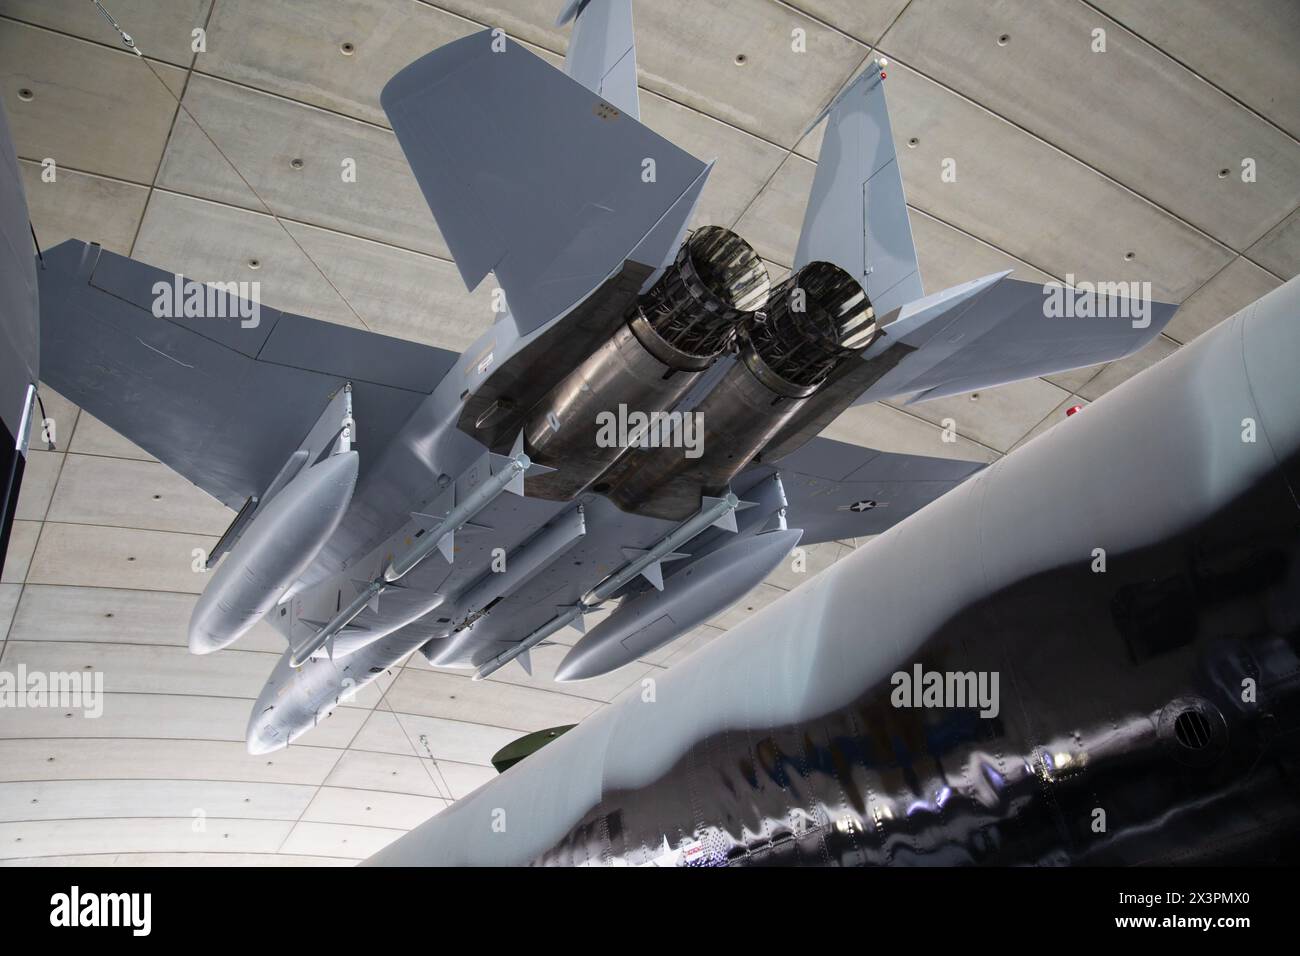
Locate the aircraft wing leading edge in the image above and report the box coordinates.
[37,240,459,511]
[381,29,707,334]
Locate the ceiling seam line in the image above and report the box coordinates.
[880,51,1277,257]
[124,0,213,261]
[1073,0,1300,145]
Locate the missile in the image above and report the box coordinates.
[554,526,802,681]
[189,452,358,654]
[423,506,587,667]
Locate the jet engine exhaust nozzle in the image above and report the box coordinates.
[628,225,771,367]
[741,260,877,396]
[522,226,770,500]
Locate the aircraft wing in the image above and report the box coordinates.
[37,240,458,511]
[796,62,922,320]
[558,0,639,120]
[381,29,708,334]
[751,435,986,546]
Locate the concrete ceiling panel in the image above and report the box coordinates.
[156,74,447,257]
[881,60,1234,301]
[0,778,316,822]
[1164,256,1284,345]
[26,522,215,593]
[385,667,601,730]
[67,412,155,461]
[0,1,213,68]
[879,0,1300,251]
[0,22,186,182]
[1090,0,1300,138]
[350,710,519,764]
[10,584,286,654]
[0,738,340,786]
[0,521,39,584]
[784,0,913,45]
[47,454,233,536]
[132,190,493,349]
[13,449,59,521]
[323,748,467,799]
[278,820,402,859]
[1245,207,1300,281]
[900,376,1072,453]
[628,0,867,147]
[1,639,273,699]
[21,160,148,255]
[301,785,447,829]
[0,817,291,859]
[201,0,481,126]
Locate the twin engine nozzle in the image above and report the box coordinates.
[522,226,876,510]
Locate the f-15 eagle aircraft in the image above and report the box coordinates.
[27,0,1176,754]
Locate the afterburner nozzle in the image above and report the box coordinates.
[744,260,877,393]
[631,225,770,364]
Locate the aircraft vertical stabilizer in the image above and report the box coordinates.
[795,61,923,319]
[558,0,639,120]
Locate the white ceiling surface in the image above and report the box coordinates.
[0,0,1296,865]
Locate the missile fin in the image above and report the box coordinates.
[558,605,587,634]
[517,650,533,676]
[710,510,738,533]
[437,531,455,562]
[701,495,742,533]
[640,562,665,591]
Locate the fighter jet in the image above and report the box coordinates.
[367,274,1300,867]
[28,1,1175,755]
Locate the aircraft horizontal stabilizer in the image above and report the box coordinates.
[854,274,1179,406]
[381,30,708,333]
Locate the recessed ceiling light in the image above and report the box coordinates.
[734,53,747,66]
[340,41,355,56]
[248,258,262,270]
[997,34,1010,46]
[908,137,919,148]
[290,157,304,170]
[1218,168,1229,179]
[17,88,34,102]
[1123,251,1135,261]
